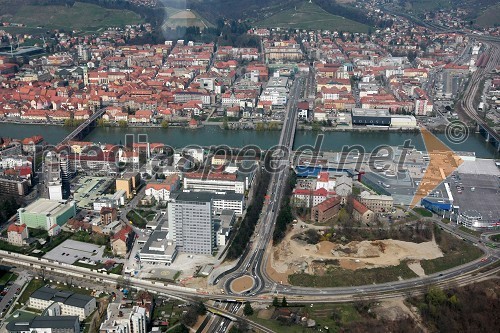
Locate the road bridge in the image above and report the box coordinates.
[60,108,107,144]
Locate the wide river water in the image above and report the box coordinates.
[0,123,498,158]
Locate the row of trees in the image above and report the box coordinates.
[0,196,20,224]
[226,154,271,259]
[272,173,297,244]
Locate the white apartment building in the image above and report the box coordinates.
[100,304,147,333]
[168,191,214,255]
[359,191,394,212]
[28,287,96,321]
[183,172,246,194]
[0,156,32,169]
[211,191,244,215]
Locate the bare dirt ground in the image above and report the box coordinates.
[266,224,443,282]
[230,275,255,293]
[374,298,428,332]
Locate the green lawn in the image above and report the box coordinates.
[458,226,481,237]
[152,299,184,325]
[16,278,45,306]
[251,303,362,333]
[126,210,147,228]
[256,2,369,32]
[420,229,483,275]
[249,313,309,333]
[5,2,143,32]
[414,207,433,217]
[306,303,361,331]
[491,234,500,242]
[0,271,17,285]
[288,261,417,288]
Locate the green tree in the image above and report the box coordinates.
[311,122,321,132]
[243,301,254,316]
[161,120,169,128]
[272,296,280,307]
[426,286,447,306]
[223,117,229,130]
[195,301,207,315]
[281,297,287,307]
[118,120,128,128]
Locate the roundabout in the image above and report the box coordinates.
[230,275,255,294]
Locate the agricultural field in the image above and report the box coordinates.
[0,2,143,32]
[256,2,369,32]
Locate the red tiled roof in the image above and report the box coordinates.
[353,199,369,214]
[313,196,341,213]
[7,223,26,233]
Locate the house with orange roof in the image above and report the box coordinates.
[352,199,374,223]
[310,196,342,223]
[111,224,135,257]
[7,223,29,246]
[145,174,180,201]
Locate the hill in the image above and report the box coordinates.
[476,4,500,27]
[0,1,143,32]
[255,2,370,32]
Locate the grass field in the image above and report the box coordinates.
[288,261,417,287]
[413,207,433,217]
[476,4,500,27]
[16,278,44,306]
[251,303,362,332]
[3,2,143,32]
[160,6,213,29]
[458,226,482,237]
[0,271,16,286]
[306,303,361,331]
[256,2,369,32]
[420,228,483,275]
[126,210,147,228]
[249,313,309,333]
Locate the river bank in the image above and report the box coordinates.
[0,122,498,158]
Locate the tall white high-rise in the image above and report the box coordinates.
[168,191,214,255]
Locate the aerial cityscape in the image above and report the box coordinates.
[0,0,499,332]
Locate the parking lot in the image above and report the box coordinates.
[449,173,500,222]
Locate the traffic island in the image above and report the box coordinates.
[230,275,255,294]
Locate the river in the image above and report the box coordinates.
[0,123,498,158]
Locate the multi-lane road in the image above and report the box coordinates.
[219,75,303,296]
